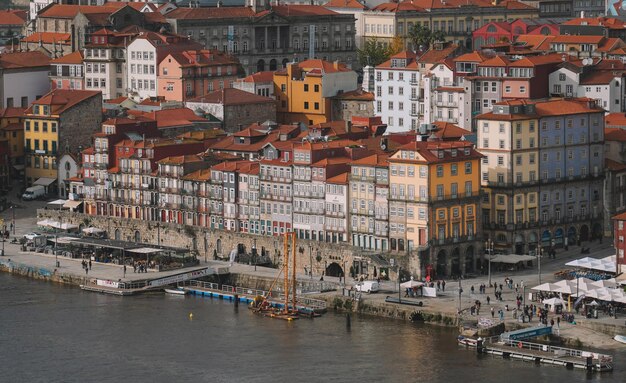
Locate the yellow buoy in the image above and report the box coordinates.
[189,313,193,319]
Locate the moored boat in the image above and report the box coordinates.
[165,288,187,295]
[614,335,626,344]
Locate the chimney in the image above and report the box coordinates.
[333,60,341,71]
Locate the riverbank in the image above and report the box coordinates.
[2,249,624,351]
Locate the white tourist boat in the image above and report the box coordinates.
[164,288,187,296]
[614,335,626,344]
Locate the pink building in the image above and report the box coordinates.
[49,51,84,91]
[157,50,239,102]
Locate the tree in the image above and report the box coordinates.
[388,36,405,56]
[356,38,391,67]
[408,24,447,51]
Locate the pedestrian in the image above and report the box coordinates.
[123,264,127,275]
[487,295,491,305]
[437,280,441,291]
[491,307,495,318]
[442,280,446,292]
[557,316,560,327]
[85,267,88,275]
[89,260,92,270]
[471,285,475,295]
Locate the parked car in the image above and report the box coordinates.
[23,232,40,241]
[355,280,380,293]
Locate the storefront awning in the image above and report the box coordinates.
[34,177,56,187]
[63,200,82,209]
[490,254,536,264]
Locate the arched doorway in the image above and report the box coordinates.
[592,223,603,240]
[114,229,121,241]
[528,232,538,253]
[580,225,589,242]
[451,248,461,277]
[216,238,222,255]
[282,58,289,68]
[554,228,564,247]
[541,230,551,248]
[257,59,265,72]
[567,226,577,246]
[269,59,277,71]
[134,230,141,243]
[514,234,525,254]
[464,246,474,274]
[436,250,447,277]
[325,262,343,277]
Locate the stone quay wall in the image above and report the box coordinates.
[37,210,422,278]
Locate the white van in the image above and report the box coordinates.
[355,280,379,293]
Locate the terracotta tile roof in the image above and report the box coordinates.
[392,140,482,164]
[22,32,71,46]
[613,210,626,220]
[580,71,622,85]
[514,35,555,51]
[562,17,626,30]
[297,59,351,73]
[234,126,266,138]
[178,128,226,140]
[50,51,84,65]
[480,98,604,120]
[164,7,256,19]
[417,43,459,64]
[393,0,535,10]
[186,88,274,106]
[454,51,489,63]
[332,88,374,101]
[377,51,419,69]
[606,113,626,127]
[326,172,349,184]
[432,121,470,139]
[106,96,131,104]
[552,35,604,44]
[238,71,274,83]
[372,1,425,12]
[605,127,626,141]
[182,168,211,181]
[0,107,25,118]
[324,0,368,9]
[0,51,51,69]
[596,37,626,53]
[157,154,204,165]
[164,49,238,68]
[349,153,389,167]
[507,53,564,67]
[39,4,120,19]
[27,89,101,115]
[435,86,464,92]
[607,158,626,172]
[0,9,26,25]
[2,122,22,131]
[478,55,511,67]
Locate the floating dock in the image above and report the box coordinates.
[475,338,613,372]
[180,280,327,314]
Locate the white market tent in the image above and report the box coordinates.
[128,247,162,254]
[532,276,626,304]
[37,220,78,230]
[542,297,565,305]
[47,199,67,207]
[531,282,559,292]
[82,227,105,234]
[565,255,617,273]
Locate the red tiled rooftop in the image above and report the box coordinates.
[0,51,51,70]
[0,9,27,25]
[51,51,83,65]
[186,88,274,106]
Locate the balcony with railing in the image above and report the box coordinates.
[435,100,458,107]
[326,210,345,218]
[430,191,477,202]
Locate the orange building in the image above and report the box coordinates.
[274,59,357,125]
[158,50,240,102]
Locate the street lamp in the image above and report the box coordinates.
[485,239,494,286]
[252,238,257,271]
[537,246,543,285]
[308,243,313,280]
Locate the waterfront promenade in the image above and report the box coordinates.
[1,197,625,350]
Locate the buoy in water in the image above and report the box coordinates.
[189,313,193,319]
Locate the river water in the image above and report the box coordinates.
[1,273,624,383]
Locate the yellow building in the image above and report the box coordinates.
[0,107,25,170]
[274,59,357,125]
[24,89,102,189]
[388,139,482,278]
